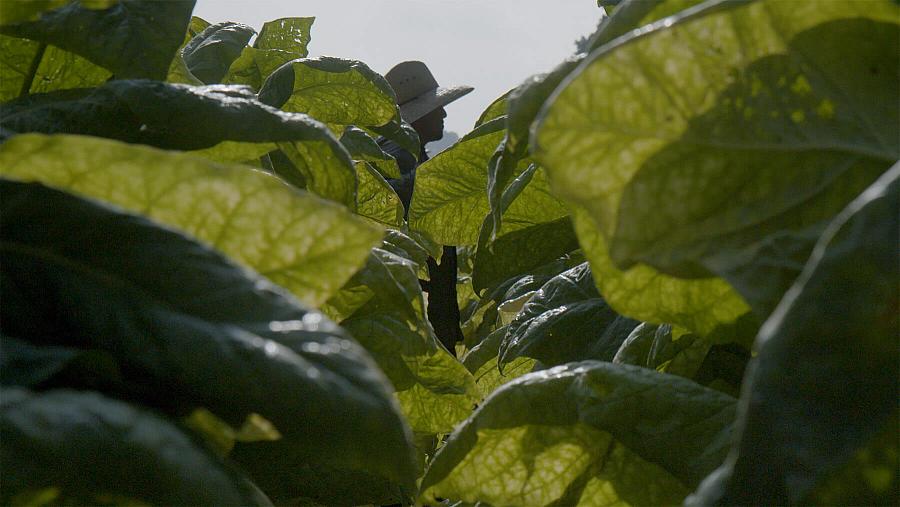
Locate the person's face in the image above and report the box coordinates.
[412,107,447,144]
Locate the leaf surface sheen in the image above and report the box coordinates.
[500,262,640,370]
[181,21,255,84]
[420,361,736,506]
[0,179,415,495]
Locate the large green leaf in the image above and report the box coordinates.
[340,126,401,179]
[274,138,357,207]
[0,179,415,493]
[0,335,84,388]
[473,164,575,293]
[254,17,314,52]
[1,80,342,151]
[613,323,710,380]
[355,162,404,226]
[472,216,579,295]
[462,325,535,399]
[474,88,511,128]
[181,22,255,84]
[420,361,736,506]
[571,207,751,337]
[259,56,398,127]
[689,165,900,505]
[338,247,478,435]
[0,0,195,80]
[223,46,295,91]
[584,0,706,53]
[0,35,110,102]
[1,80,358,206]
[0,134,379,306]
[612,322,750,397]
[610,14,897,317]
[536,0,898,331]
[463,252,585,351]
[223,17,314,91]
[486,57,581,239]
[499,263,639,370]
[165,15,210,85]
[408,118,506,246]
[365,116,421,160]
[1,388,270,506]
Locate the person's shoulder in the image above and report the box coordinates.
[377,138,417,174]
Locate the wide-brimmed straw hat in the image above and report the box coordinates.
[385,61,473,123]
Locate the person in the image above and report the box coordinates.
[380,61,473,356]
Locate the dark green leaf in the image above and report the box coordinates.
[499,262,639,370]
[0,335,80,387]
[380,229,430,270]
[0,179,416,492]
[420,362,736,506]
[166,15,211,85]
[1,80,342,151]
[228,456,409,506]
[612,323,738,389]
[182,22,255,84]
[473,217,579,295]
[688,165,900,505]
[1,388,270,506]
[462,325,535,399]
[0,0,195,80]
[462,252,584,350]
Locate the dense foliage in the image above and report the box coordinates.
[1,0,897,505]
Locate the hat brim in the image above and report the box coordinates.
[399,85,474,123]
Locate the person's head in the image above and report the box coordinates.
[385,61,473,145]
[411,106,447,144]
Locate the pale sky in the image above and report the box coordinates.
[194,0,603,135]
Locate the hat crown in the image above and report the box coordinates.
[385,61,439,105]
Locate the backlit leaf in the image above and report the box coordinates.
[0,134,379,306]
